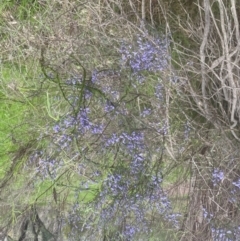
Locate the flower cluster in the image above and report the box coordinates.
[212,168,224,186]
[211,226,240,241]
[64,202,96,241]
[105,131,144,151]
[27,151,63,179]
[98,169,180,239]
[104,100,115,113]
[202,207,214,222]
[62,33,173,240]
[66,75,82,86]
[155,83,164,100]
[52,107,104,150]
[120,34,170,82]
[232,178,240,189]
[34,31,175,240]
[141,108,151,117]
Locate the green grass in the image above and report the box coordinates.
[0,63,29,176]
[0,58,62,192]
[0,0,44,20]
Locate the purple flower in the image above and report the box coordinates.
[53,124,60,133]
[105,132,145,152]
[73,107,104,134]
[232,178,240,189]
[84,89,93,99]
[91,70,98,83]
[202,207,213,221]
[124,225,139,240]
[66,76,82,85]
[119,34,170,82]
[157,121,168,135]
[91,124,104,134]
[141,108,151,117]
[211,226,239,241]
[78,108,91,130]
[105,133,120,146]
[130,153,145,174]
[212,168,224,186]
[104,100,115,112]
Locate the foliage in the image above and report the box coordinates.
[1,0,240,241]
